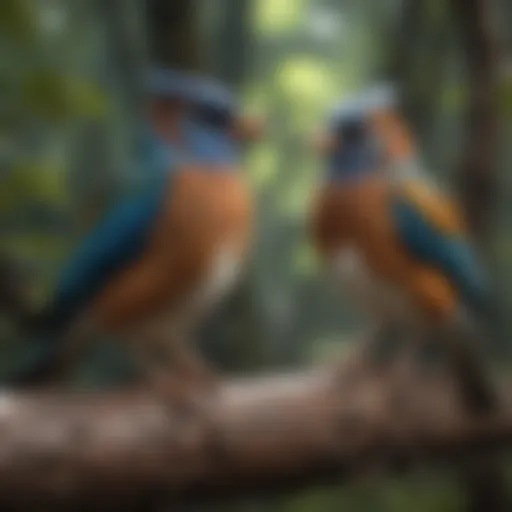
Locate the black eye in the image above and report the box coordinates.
[338,118,367,143]
[194,103,233,130]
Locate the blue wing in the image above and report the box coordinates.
[47,129,176,331]
[391,192,490,313]
[3,132,175,387]
[3,189,165,388]
[125,126,178,192]
[47,182,167,330]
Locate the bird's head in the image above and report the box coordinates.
[145,67,197,143]
[190,77,265,144]
[173,77,266,168]
[312,83,415,182]
[145,69,265,167]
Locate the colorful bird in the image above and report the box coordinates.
[310,84,497,411]
[6,69,263,403]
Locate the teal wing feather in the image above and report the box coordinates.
[390,191,490,314]
[2,135,173,387]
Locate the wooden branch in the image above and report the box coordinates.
[0,363,511,510]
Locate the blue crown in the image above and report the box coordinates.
[329,83,399,125]
[191,76,236,112]
[145,67,197,100]
[146,68,236,111]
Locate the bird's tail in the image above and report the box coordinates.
[469,293,509,359]
[0,253,35,323]
[448,334,498,413]
[0,254,70,388]
[447,307,500,414]
[2,307,69,389]
[3,334,63,388]
[487,300,508,357]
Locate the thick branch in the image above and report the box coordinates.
[0,365,511,510]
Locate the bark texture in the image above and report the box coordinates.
[0,363,510,510]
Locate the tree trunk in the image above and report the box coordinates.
[453,0,501,243]
[145,0,203,70]
[451,1,506,510]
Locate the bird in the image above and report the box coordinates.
[5,68,263,405]
[310,83,498,412]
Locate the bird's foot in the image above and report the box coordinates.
[450,344,499,414]
[180,367,221,412]
[333,333,396,388]
[148,365,221,419]
[331,342,371,387]
[440,315,499,414]
[413,337,448,379]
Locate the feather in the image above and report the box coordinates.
[49,184,168,330]
[391,187,490,315]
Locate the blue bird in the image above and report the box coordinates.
[6,69,264,403]
[310,83,499,411]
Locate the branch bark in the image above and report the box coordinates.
[0,363,511,510]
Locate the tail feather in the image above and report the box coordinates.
[3,332,65,389]
[3,305,70,389]
[467,294,508,358]
[448,307,500,414]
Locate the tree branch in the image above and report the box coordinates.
[0,363,511,510]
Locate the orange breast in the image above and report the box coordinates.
[311,177,458,321]
[92,166,253,330]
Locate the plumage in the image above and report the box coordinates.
[312,85,499,411]
[48,183,167,331]
[391,186,490,314]
[312,177,459,324]
[7,73,256,389]
[312,82,495,337]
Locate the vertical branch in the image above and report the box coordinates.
[100,0,148,119]
[453,0,501,243]
[451,1,507,511]
[145,0,203,70]
[387,0,426,125]
[214,0,252,85]
[387,0,452,148]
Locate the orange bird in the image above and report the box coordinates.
[7,69,264,402]
[310,84,498,411]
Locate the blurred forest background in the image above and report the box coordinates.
[1,0,512,510]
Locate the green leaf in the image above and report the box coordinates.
[0,0,38,45]
[0,159,69,213]
[22,70,108,122]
